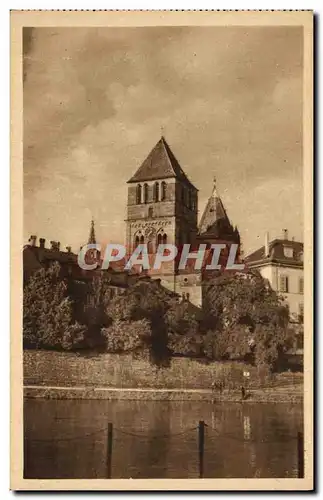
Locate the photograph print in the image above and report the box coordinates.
[11,10,313,491]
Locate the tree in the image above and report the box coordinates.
[202,270,291,369]
[166,299,203,357]
[23,262,87,350]
[104,279,174,365]
[102,318,152,355]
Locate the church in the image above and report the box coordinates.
[125,136,241,306]
[23,137,242,309]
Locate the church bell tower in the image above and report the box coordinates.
[125,137,198,289]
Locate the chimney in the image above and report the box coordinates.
[28,235,37,247]
[264,232,269,257]
[50,241,60,251]
[39,238,45,249]
[283,229,288,240]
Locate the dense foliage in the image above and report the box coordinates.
[23,262,87,350]
[23,262,296,371]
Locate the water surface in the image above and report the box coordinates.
[24,399,303,479]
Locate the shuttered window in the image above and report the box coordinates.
[279,275,289,293]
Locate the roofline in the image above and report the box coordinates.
[246,259,304,270]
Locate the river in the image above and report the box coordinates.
[24,399,303,479]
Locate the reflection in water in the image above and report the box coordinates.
[24,399,303,479]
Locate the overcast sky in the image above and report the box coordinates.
[23,26,303,255]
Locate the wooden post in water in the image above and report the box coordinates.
[106,422,113,479]
[297,431,304,478]
[198,420,205,478]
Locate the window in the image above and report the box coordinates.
[148,207,153,218]
[157,233,167,247]
[153,182,159,202]
[188,190,192,209]
[298,302,304,323]
[279,275,289,293]
[143,183,148,204]
[283,246,294,258]
[134,235,140,251]
[136,184,142,204]
[140,235,144,244]
[299,277,304,294]
[161,181,166,201]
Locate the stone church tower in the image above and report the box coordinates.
[126,137,198,290]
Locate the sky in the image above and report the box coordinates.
[23,26,303,255]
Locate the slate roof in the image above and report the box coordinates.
[245,239,303,268]
[198,183,237,240]
[128,137,197,190]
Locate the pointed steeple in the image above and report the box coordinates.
[88,218,96,244]
[198,178,235,239]
[127,137,197,190]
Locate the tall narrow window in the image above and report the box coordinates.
[162,233,167,245]
[298,302,304,323]
[161,181,167,201]
[140,235,144,244]
[188,190,192,209]
[136,184,142,204]
[153,182,159,202]
[147,240,154,254]
[143,183,148,204]
[148,207,153,218]
[134,235,140,250]
[299,277,304,294]
[157,233,162,246]
[279,275,289,293]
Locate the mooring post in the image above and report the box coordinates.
[107,422,113,479]
[198,420,205,478]
[297,431,304,478]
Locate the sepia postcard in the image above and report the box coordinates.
[11,10,313,491]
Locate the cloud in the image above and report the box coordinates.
[23,26,303,254]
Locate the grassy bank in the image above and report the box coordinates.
[23,350,303,402]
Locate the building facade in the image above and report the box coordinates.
[245,231,304,323]
[125,137,240,306]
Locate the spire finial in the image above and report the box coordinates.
[160,125,165,138]
[88,217,96,244]
[212,176,217,195]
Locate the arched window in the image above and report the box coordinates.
[136,184,142,204]
[153,182,159,202]
[161,181,167,201]
[162,233,167,245]
[147,240,153,254]
[148,207,153,218]
[157,233,162,246]
[134,235,140,250]
[143,183,148,204]
[140,235,144,244]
